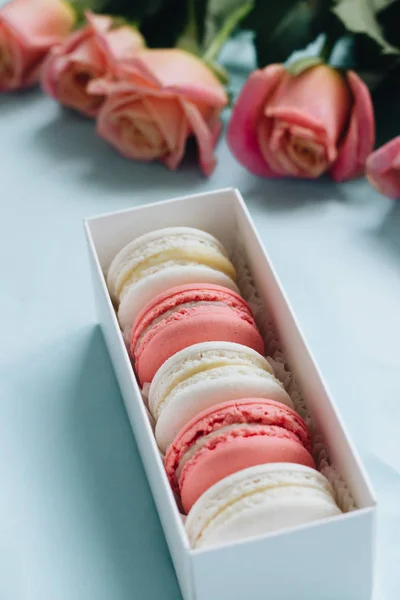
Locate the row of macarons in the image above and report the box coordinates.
[106,227,343,548]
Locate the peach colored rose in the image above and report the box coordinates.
[228,63,375,181]
[366,137,400,200]
[0,0,75,91]
[90,49,228,175]
[42,11,145,117]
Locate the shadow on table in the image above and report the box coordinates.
[367,199,400,260]
[242,175,350,213]
[1,325,182,599]
[33,110,206,193]
[67,325,182,599]
[32,98,358,211]
[0,87,43,114]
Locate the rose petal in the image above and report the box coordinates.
[286,137,328,178]
[330,70,375,182]
[96,48,226,175]
[1,0,75,48]
[366,136,400,199]
[85,11,144,73]
[162,116,190,171]
[102,26,144,65]
[268,65,351,148]
[41,12,143,116]
[127,49,228,108]
[84,11,113,35]
[97,91,167,161]
[142,96,183,153]
[260,121,297,175]
[41,28,89,96]
[64,37,105,71]
[227,65,286,177]
[1,0,75,90]
[180,99,217,176]
[0,24,22,89]
[41,16,103,99]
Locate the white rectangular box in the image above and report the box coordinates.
[85,188,376,600]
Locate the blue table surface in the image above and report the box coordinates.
[0,24,399,600]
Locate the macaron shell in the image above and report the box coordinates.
[165,398,312,491]
[156,371,293,452]
[118,265,239,340]
[194,486,341,549]
[179,428,316,513]
[131,283,256,350]
[107,226,233,301]
[185,463,341,549]
[148,341,276,418]
[134,305,264,386]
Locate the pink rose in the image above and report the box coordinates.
[42,11,145,117]
[0,0,75,91]
[228,63,375,181]
[366,136,400,200]
[90,49,228,175]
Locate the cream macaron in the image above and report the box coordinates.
[148,342,293,453]
[106,227,238,340]
[185,463,342,549]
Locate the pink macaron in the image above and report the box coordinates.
[130,284,264,386]
[165,398,315,514]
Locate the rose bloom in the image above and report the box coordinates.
[42,11,145,117]
[0,0,75,91]
[228,63,375,181]
[366,136,400,200]
[90,49,228,175]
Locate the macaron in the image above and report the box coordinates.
[131,285,265,387]
[165,398,315,513]
[149,342,294,453]
[106,227,238,339]
[185,463,342,549]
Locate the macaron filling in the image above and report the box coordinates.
[107,229,236,302]
[149,344,275,416]
[185,464,340,548]
[176,425,308,480]
[131,287,258,356]
[166,399,313,489]
[193,484,340,548]
[117,245,237,299]
[178,426,316,512]
[117,265,240,340]
[153,365,283,421]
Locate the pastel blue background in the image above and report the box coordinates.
[0,19,399,600]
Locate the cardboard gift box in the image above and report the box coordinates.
[85,188,376,600]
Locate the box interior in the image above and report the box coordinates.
[86,187,376,556]
[88,188,239,274]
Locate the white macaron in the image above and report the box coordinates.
[185,463,342,548]
[106,227,238,339]
[148,342,293,453]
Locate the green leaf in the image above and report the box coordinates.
[332,0,400,54]
[136,0,190,48]
[202,1,253,61]
[286,56,324,75]
[202,57,230,83]
[246,0,331,67]
[176,0,215,55]
[69,0,114,21]
[193,0,209,49]
[377,0,400,49]
[327,33,400,91]
[101,0,165,20]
